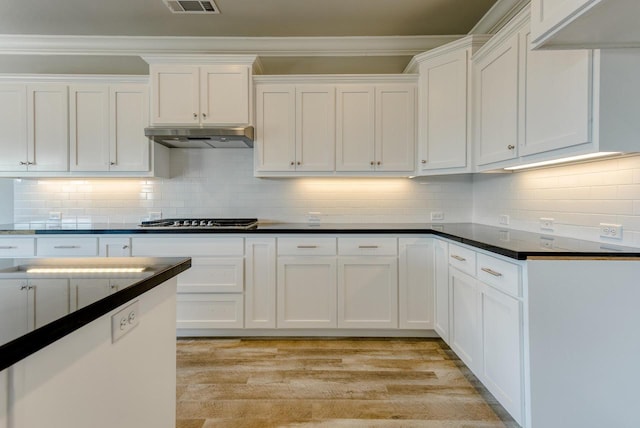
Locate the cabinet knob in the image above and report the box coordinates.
[297,161,301,166]
[110,161,116,166]
[290,161,295,166]
[377,161,381,166]
[507,145,515,150]
[421,160,427,164]
[370,161,375,166]
[20,285,27,291]
[193,113,198,119]
[202,113,207,118]
[20,161,28,166]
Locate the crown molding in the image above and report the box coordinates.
[469,0,530,34]
[254,74,418,85]
[0,34,462,57]
[404,34,492,73]
[0,74,148,84]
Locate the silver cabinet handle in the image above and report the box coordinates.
[358,245,379,249]
[421,160,426,164]
[54,245,79,249]
[27,285,35,290]
[110,161,116,166]
[19,161,28,165]
[0,246,16,249]
[481,267,503,277]
[507,145,515,150]
[450,254,466,262]
[122,245,129,250]
[297,245,318,249]
[20,285,28,290]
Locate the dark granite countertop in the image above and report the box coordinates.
[0,222,638,260]
[0,256,191,371]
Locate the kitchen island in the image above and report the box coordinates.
[0,256,191,428]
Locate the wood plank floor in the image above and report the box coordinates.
[176,338,519,428]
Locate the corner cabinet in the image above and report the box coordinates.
[406,36,489,175]
[144,55,257,126]
[254,75,417,177]
[531,0,640,49]
[473,5,640,172]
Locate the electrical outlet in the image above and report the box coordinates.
[540,217,554,231]
[148,211,162,221]
[111,301,139,343]
[431,211,444,221]
[600,223,623,240]
[540,237,555,249]
[48,211,62,221]
[498,215,510,225]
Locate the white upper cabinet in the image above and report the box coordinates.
[473,26,521,167]
[336,85,375,171]
[1,84,70,173]
[531,0,640,49]
[70,84,150,172]
[473,6,640,171]
[255,83,335,173]
[374,85,416,172]
[147,57,255,126]
[407,36,489,175]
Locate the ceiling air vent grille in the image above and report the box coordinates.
[164,0,220,14]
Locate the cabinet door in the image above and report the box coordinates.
[520,29,592,156]
[69,85,110,172]
[27,85,69,172]
[29,280,70,329]
[433,239,450,342]
[375,84,416,172]
[0,280,29,342]
[336,85,375,172]
[150,65,200,125]
[478,282,524,425]
[72,279,113,309]
[295,85,336,171]
[419,50,469,171]
[177,293,244,329]
[255,85,296,172]
[99,237,131,257]
[473,33,519,166]
[449,268,479,373]
[177,257,244,293]
[200,65,249,125]
[0,84,28,171]
[245,238,276,329]
[109,84,150,172]
[338,257,398,329]
[277,257,337,328]
[398,238,434,329]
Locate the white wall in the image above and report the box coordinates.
[12,149,473,224]
[473,154,640,247]
[0,179,13,224]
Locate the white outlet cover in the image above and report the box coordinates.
[499,215,510,225]
[431,211,444,221]
[600,223,623,240]
[111,300,139,343]
[540,217,554,230]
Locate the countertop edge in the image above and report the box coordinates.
[0,257,191,371]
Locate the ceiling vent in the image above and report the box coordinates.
[163,0,220,14]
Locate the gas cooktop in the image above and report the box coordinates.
[139,218,258,229]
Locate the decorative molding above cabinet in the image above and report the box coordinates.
[531,0,640,49]
[254,75,417,177]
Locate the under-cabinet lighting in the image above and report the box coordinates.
[503,152,621,171]
[26,267,146,274]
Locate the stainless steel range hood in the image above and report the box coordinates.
[144,126,254,148]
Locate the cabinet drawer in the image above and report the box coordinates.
[36,237,98,257]
[176,293,244,329]
[277,237,336,256]
[338,237,397,256]
[448,243,476,275]
[131,237,243,257]
[0,238,35,257]
[477,253,521,298]
[177,257,244,293]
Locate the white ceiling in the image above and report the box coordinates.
[0,0,501,74]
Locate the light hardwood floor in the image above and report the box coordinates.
[176,338,518,428]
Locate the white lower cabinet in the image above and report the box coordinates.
[433,239,449,342]
[478,282,523,424]
[449,267,480,371]
[70,279,119,309]
[338,257,398,328]
[398,238,434,329]
[245,238,276,328]
[131,236,245,331]
[277,256,337,328]
[446,240,524,426]
[0,237,35,258]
